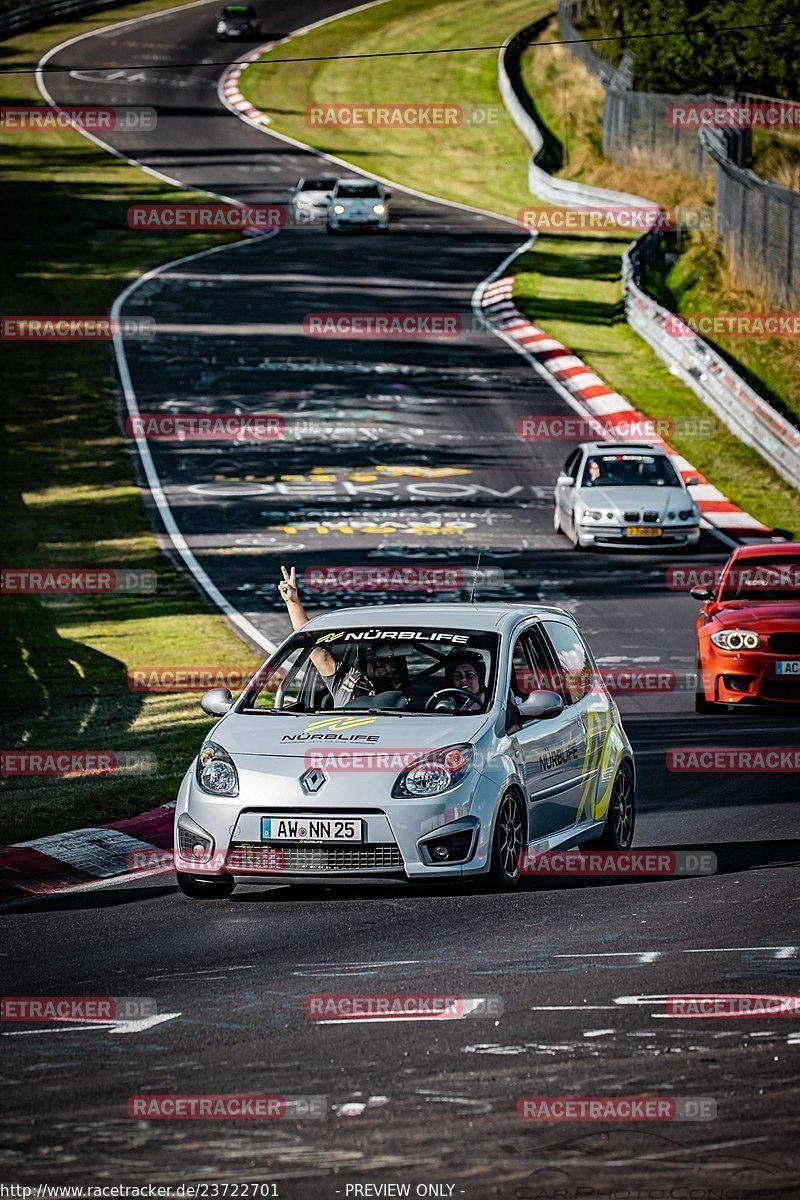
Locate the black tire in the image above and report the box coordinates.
[695,656,714,713]
[490,790,526,890]
[326,224,337,235]
[176,871,236,899]
[587,763,635,850]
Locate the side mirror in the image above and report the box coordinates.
[384,190,393,199]
[517,690,564,721]
[690,587,714,601]
[686,476,699,487]
[201,687,233,716]
[557,474,574,486]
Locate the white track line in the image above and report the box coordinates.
[36,0,277,654]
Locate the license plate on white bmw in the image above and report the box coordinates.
[775,660,800,675]
[261,816,363,843]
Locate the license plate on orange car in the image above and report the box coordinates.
[626,526,662,538]
[776,660,800,675]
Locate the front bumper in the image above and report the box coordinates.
[327,214,388,230]
[579,523,700,548]
[173,763,497,882]
[700,650,800,705]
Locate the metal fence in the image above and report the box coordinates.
[703,129,799,306]
[557,0,799,312]
[0,0,129,39]
[558,0,748,176]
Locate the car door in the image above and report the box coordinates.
[557,448,582,532]
[541,619,608,828]
[508,625,588,843]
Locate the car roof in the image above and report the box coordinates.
[728,542,800,560]
[299,603,575,635]
[578,441,664,453]
[335,176,378,186]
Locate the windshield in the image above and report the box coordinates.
[581,453,680,488]
[221,6,252,13]
[335,183,382,199]
[241,627,499,715]
[718,555,800,602]
[299,177,336,191]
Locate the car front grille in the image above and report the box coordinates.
[227,842,404,873]
[760,678,800,701]
[768,633,800,655]
[623,511,639,522]
[643,511,660,523]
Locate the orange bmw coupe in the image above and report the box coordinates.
[693,543,800,711]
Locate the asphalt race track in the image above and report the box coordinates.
[2,1,799,1195]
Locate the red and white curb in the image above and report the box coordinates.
[0,803,175,903]
[221,48,272,128]
[480,276,772,543]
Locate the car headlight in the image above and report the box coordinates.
[196,740,239,796]
[392,744,474,798]
[216,22,226,31]
[373,203,386,215]
[710,629,761,651]
[333,204,345,214]
[585,510,603,520]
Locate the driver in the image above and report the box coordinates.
[277,564,406,706]
[429,649,487,712]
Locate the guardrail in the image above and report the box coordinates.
[498,19,800,492]
[0,0,129,40]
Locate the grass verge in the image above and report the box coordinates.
[1,0,262,845]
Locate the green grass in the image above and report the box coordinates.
[512,238,800,535]
[240,0,550,217]
[0,0,262,845]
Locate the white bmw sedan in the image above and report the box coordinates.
[554,441,701,549]
[173,604,635,898]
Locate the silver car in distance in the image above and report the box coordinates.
[173,604,635,898]
[554,442,701,549]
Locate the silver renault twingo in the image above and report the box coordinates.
[173,604,635,898]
